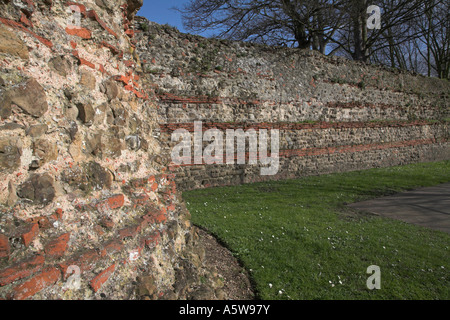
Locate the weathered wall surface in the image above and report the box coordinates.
[134,19,449,190]
[0,1,448,301]
[0,1,224,300]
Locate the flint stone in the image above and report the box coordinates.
[1,78,48,118]
[17,174,56,205]
[0,25,29,60]
[0,137,21,172]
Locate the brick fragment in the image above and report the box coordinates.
[20,12,33,28]
[18,223,39,247]
[0,17,53,48]
[104,194,125,210]
[100,41,120,55]
[78,57,96,69]
[10,267,61,300]
[118,224,140,240]
[114,74,132,85]
[0,255,45,286]
[0,234,10,258]
[85,9,118,38]
[143,231,160,248]
[123,60,134,68]
[125,29,134,37]
[44,233,70,258]
[132,193,149,207]
[59,249,100,279]
[65,26,92,39]
[100,239,123,257]
[90,264,116,292]
[99,216,115,229]
[54,208,63,220]
[143,208,167,225]
[98,64,106,74]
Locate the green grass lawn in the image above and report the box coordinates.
[182,161,450,300]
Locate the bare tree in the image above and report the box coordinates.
[330,0,435,62]
[413,0,449,79]
[180,0,345,53]
[367,0,449,79]
[180,0,449,78]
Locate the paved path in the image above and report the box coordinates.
[348,183,450,234]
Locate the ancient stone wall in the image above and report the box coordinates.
[0,0,222,300]
[0,1,448,301]
[134,18,449,190]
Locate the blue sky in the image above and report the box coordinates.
[137,0,189,33]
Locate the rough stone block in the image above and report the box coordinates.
[0,137,21,173]
[4,78,48,118]
[0,25,29,60]
[17,174,56,205]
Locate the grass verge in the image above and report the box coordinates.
[183,161,450,300]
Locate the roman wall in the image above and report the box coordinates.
[134,18,449,190]
[0,0,223,300]
[0,0,448,300]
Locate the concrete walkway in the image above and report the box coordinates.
[348,183,450,234]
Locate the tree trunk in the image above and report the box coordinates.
[351,0,368,62]
[294,24,310,49]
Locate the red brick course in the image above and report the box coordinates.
[0,255,45,286]
[0,17,53,48]
[160,120,439,133]
[10,267,61,300]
